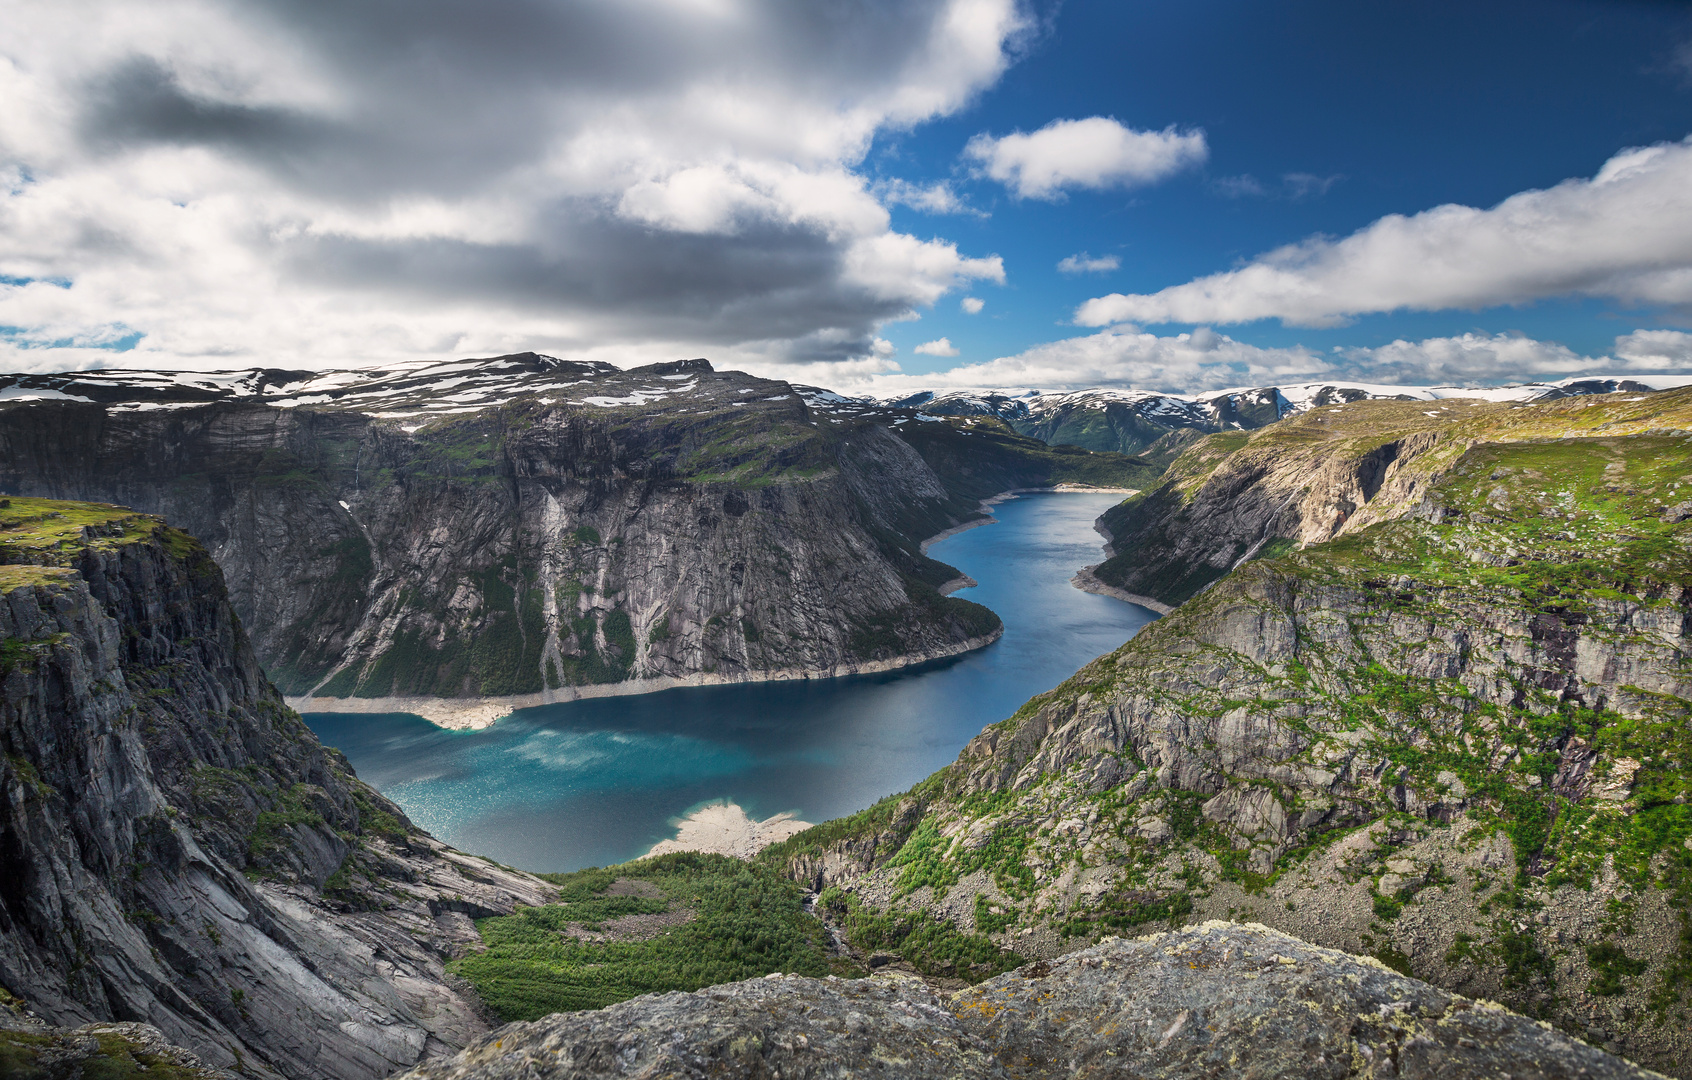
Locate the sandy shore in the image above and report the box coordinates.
[641,802,814,860]
[286,628,1002,730]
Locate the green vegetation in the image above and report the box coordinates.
[246,783,326,865]
[818,887,1022,982]
[1587,939,1650,997]
[0,1027,210,1080]
[450,853,834,1021]
[1059,889,1192,939]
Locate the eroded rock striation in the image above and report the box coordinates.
[398,922,1657,1079]
[0,356,1148,719]
[0,499,557,1079]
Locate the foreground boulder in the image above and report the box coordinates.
[399,922,1656,1079]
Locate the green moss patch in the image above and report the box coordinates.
[451,852,834,1020]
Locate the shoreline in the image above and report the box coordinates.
[288,627,1003,730]
[290,485,1139,732]
[918,484,1137,555]
[1070,564,1174,615]
[640,802,814,860]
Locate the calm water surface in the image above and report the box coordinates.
[304,493,1157,872]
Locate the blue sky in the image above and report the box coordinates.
[871,0,1692,379]
[4,0,1692,392]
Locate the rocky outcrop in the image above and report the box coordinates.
[0,499,556,1079]
[397,922,1656,1079]
[1092,389,1692,607]
[766,388,1692,1075]
[0,356,1149,711]
[0,998,237,1079]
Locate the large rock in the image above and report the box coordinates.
[397,923,1658,1079]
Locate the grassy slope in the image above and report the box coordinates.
[448,851,1016,1020]
[760,390,1692,1048]
[1093,390,1692,606]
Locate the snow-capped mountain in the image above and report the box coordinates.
[878,376,1692,457]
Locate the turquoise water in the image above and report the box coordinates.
[303,493,1157,872]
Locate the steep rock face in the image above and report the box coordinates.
[0,357,1047,703]
[398,922,1655,1079]
[765,390,1692,1075]
[0,500,556,1080]
[0,357,1149,710]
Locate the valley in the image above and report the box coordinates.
[0,366,1687,1079]
[762,387,1692,1074]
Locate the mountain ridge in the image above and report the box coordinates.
[0,355,1154,723]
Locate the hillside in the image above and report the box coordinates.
[0,498,558,1079]
[763,387,1692,1075]
[0,356,1154,723]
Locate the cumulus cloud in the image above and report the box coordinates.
[1057,252,1119,274]
[961,296,985,313]
[1077,137,1692,329]
[1615,328,1692,365]
[914,336,960,356]
[874,178,978,215]
[841,326,1692,396]
[0,0,1029,370]
[964,116,1206,200]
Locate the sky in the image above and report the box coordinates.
[4,0,1692,394]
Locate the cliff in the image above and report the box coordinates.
[398,922,1656,1079]
[763,388,1692,1076]
[0,357,1151,720]
[0,498,557,1079]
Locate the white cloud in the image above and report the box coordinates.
[913,336,960,357]
[837,326,1692,396]
[0,0,1031,371]
[874,178,977,215]
[1078,137,1692,329]
[960,296,984,313]
[1211,175,1267,199]
[1057,252,1119,275]
[964,116,1206,200]
[1615,328,1692,365]
[1282,172,1341,199]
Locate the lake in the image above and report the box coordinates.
[303,492,1158,872]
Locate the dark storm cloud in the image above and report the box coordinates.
[283,208,916,354]
[7,0,1021,368]
[80,0,1006,199]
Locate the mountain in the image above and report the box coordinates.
[882,376,1692,461]
[0,497,557,1079]
[763,386,1692,1075]
[402,922,1653,1080]
[0,355,1154,725]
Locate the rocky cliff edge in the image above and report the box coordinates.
[0,497,556,1080]
[397,921,1657,1080]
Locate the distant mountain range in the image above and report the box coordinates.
[877,376,1692,460]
